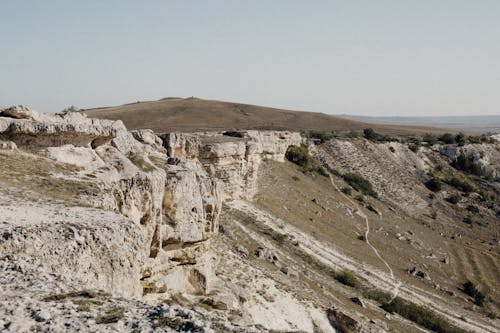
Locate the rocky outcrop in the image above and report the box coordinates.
[0,110,126,148]
[437,144,499,177]
[0,107,226,299]
[0,105,39,120]
[163,130,302,199]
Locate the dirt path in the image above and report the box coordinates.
[328,175,402,299]
[225,197,498,333]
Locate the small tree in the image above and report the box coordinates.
[61,105,80,114]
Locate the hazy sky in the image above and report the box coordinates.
[1,1,499,116]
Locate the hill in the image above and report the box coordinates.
[83,97,449,135]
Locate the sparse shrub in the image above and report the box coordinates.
[425,178,442,192]
[452,153,482,176]
[335,270,361,288]
[357,235,366,241]
[367,204,378,214]
[439,133,456,144]
[409,143,420,153]
[342,173,378,198]
[95,307,125,324]
[341,187,352,195]
[445,176,475,193]
[292,175,300,181]
[463,216,473,225]
[285,145,314,170]
[462,281,485,306]
[61,105,80,114]
[389,146,396,153]
[431,210,438,219]
[455,133,466,146]
[363,128,380,141]
[466,205,479,214]
[423,134,438,146]
[347,130,360,138]
[363,128,395,142]
[271,232,286,245]
[381,297,467,333]
[363,289,393,304]
[446,194,461,205]
[355,195,365,203]
[306,130,333,143]
[314,165,329,177]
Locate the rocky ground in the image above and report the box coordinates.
[0,105,498,332]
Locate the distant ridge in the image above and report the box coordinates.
[84,97,450,135]
[339,115,500,133]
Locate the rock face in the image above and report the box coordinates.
[163,130,302,199]
[0,106,299,300]
[0,105,39,120]
[0,110,126,148]
[438,144,500,178]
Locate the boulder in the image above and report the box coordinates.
[0,105,38,120]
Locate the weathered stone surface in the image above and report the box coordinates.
[0,140,16,150]
[0,106,126,148]
[0,105,39,120]
[438,144,499,177]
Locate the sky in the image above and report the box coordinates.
[1,0,499,116]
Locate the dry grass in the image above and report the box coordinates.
[0,150,99,205]
[84,97,448,135]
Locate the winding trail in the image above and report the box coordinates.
[328,175,402,299]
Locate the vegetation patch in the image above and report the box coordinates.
[452,153,482,176]
[42,290,108,302]
[335,269,361,289]
[462,281,485,306]
[95,307,125,324]
[381,297,467,333]
[342,173,378,198]
[285,145,314,170]
[285,145,329,177]
[445,176,475,193]
[425,178,442,192]
[305,130,333,143]
[446,194,461,205]
[363,128,397,142]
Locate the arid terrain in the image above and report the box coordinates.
[0,104,498,333]
[84,97,451,136]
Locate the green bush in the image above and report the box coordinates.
[463,216,473,225]
[462,281,485,306]
[363,128,380,141]
[425,178,442,192]
[439,133,456,144]
[423,134,438,146]
[314,165,329,177]
[335,270,361,288]
[381,297,467,333]
[445,176,475,193]
[389,146,396,153]
[446,194,461,205]
[452,153,482,176]
[409,143,420,153]
[455,133,466,146]
[285,145,314,170]
[342,173,378,198]
[306,130,333,143]
[466,205,479,214]
[95,307,124,324]
[341,187,352,195]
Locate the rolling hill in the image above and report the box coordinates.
[83,97,450,135]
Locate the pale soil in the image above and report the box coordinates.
[249,160,499,332]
